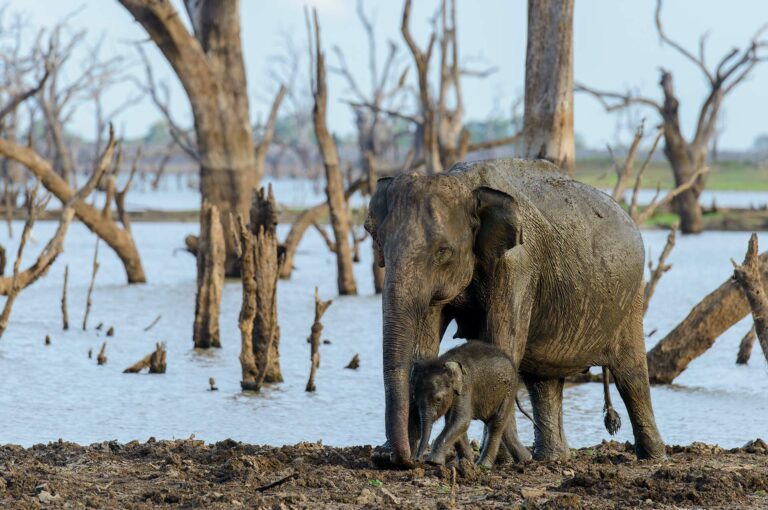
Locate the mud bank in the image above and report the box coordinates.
[1,438,766,509]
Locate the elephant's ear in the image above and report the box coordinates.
[445,361,465,395]
[473,186,523,263]
[365,177,393,268]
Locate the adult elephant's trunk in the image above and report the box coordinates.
[415,412,434,461]
[382,281,424,465]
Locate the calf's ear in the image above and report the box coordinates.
[445,361,465,395]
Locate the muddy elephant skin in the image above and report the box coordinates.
[365,158,665,467]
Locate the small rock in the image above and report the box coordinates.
[356,488,382,506]
[38,490,59,504]
[45,335,51,345]
[322,339,332,345]
[380,487,400,505]
[521,487,546,499]
[562,468,575,477]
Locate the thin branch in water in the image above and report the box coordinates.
[82,240,100,331]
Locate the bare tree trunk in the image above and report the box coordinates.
[310,11,357,295]
[732,233,768,365]
[119,0,259,276]
[82,241,100,331]
[306,287,332,392]
[736,326,757,365]
[523,0,575,175]
[647,249,768,383]
[236,186,282,391]
[193,202,224,349]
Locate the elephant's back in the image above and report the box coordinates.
[451,159,645,369]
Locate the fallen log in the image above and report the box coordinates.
[647,246,768,384]
[732,234,768,366]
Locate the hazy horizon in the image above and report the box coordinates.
[11,0,768,151]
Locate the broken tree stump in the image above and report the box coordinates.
[82,240,100,331]
[345,354,360,370]
[96,342,107,365]
[209,377,218,391]
[647,243,768,384]
[737,325,757,365]
[237,185,283,391]
[45,335,51,346]
[193,201,225,349]
[61,265,69,330]
[732,233,768,366]
[306,287,333,392]
[123,343,167,374]
[106,326,114,337]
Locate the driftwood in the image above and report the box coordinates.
[193,201,225,349]
[737,325,757,365]
[647,248,768,384]
[309,9,357,295]
[143,314,162,332]
[97,342,107,365]
[61,265,69,330]
[732,234,768,366]
[123,343,167,374]
[237,186,282,392]
[644,225,677,315]
[82,241,100,331]
[306,287,333,392]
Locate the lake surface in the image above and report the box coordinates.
[0,217,765,449]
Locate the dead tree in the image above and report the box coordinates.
[120,0,271,275]
[647,248,768,383]
[306,287,333,392]
[366,152,385,293]
[644,226,677,315]
[61,265,69,330]
[523,0,575,175]
[0,126,146,283]
[82,240,100,331]
[732,234,768,366]
[737,326,757,365]
[123,343,167,374]
[192,202,225,349]
[309,9,357,295]
[578,0,768,233]
[236,186,282,391]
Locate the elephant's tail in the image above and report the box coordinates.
[602,367,621,435]
[515,396,542,434]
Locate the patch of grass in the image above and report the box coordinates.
[368,479,383,488]
[575,158,768,192]
[755,490,768,497]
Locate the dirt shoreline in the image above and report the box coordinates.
[1,438,766,509]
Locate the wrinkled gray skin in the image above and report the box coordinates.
[411,341,520,468]
[365,159,665,467]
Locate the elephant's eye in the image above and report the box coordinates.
[435,246,453,264]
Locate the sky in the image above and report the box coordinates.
[10,0,768,151]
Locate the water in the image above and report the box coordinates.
[0,219,765,449]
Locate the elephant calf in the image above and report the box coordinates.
[411,341,522,468]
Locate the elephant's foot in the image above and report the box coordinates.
[634,432,667,461]
[533,443,571,461]
[371,443,415,469]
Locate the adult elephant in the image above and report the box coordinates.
[365,159,665,467]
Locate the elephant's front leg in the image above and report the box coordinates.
[522,374,570,460]
[483,245,536,463]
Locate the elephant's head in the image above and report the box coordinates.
[410,359,464,460]
[365,172,523,465]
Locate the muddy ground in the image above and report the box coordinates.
[1,438,767,509]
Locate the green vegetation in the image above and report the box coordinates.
[575,158,768,191]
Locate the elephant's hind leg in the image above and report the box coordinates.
[610,292,666,460]
[521,374,570,460]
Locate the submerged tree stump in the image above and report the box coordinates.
[237,185,283,391]
[96,342,107,365]
[306,287,332,392]
[123,343,167,374]
[61,265,69,330]
[737,326,757,365]
[193,201,225,349]
[82,241,100,331]
[732,234,768,366]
